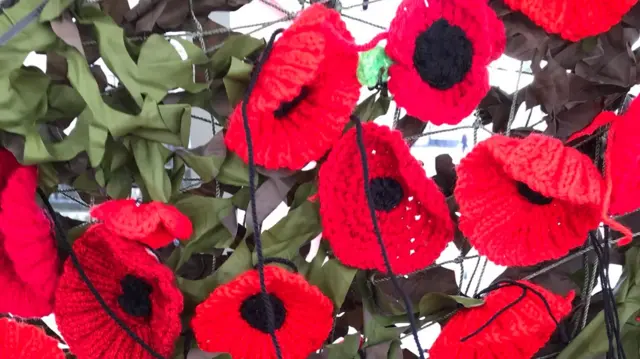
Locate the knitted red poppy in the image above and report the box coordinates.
[429,281,575,359]
[385,0,504,125]
[224,4,360,170]
[0,318,65,358]
[319,123,453,274]
[191,265,333,359]
[0,152,59,318]
[455,134,604,266]
[503,0,637,42]
[54,224,182,359]
[90,199,193,249]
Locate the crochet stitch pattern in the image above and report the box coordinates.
[224,4,360,170]
[0,318,65,359]
[54,224,183,359]
[385,0,505,125]
[455,134,604,266]
[319,122,453,274]
[191,265,333,359]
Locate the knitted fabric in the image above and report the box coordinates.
[0,151,59,318]
[503,0,637,42]
[90,199,193,249]
[385,0,504,125]
[224,4,360,170]
[54,224,183,359]
[0,318,65,358]
[455,134,604,266]
[429,281,575,359]
[319,122,453,274]
[192,265,333,359]
[357,46,393,88]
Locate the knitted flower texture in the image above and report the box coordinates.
[385,0,505,125]
[54,224,183,359]
[90,199,193,249]
[429,281,575,359]
[503,0,638,42]
[192,265,334,359]
[0,318,65,359]
[224,4,360,170]
[319,122,453,274]
[0,149,59,318]
[455,134,604,267]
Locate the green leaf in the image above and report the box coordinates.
[307,256,358,309]
[418,293,484,317]
[130,138,172,202]
[352,91,391,123]
[291,182,317,209]
[40,0,75,22]
[210,34,265,77]
[324,334,361,359]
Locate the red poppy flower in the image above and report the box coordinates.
[224,4,360,170]
[0,318,65,358]
[503,0,637,42]
[429,280,575,359]
[54,224,183,359]
[90,199,193,249]
[191,265,333,359]
[319,122,453,274]
[0,154,59,318]
[385,0,505,125]
[455,134,604,266]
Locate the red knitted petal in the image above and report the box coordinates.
[456,135,604,266]
[429,281,574,359]
[319,123,453,274]
[224,4,360,170]
[503,0,637,42]
[567,110,617,142]
[385,0,504,125]
[192,265,334,359]
[0,318,65,358]
[0,165,59,318]
[0,148,20,190]
[54,224,183,359]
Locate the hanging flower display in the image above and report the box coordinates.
[0,318,65,358]
[191,265,333,359]
[54,224,183,359]
[455,134,604,266]
[90,199,193,249]
[385,0,505,125]
[224,4,360,170]
[319,122,453,274]
[429,280,575,358]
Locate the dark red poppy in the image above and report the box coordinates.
[54,224,183,359]
[319,122,453,274]
[385,0,504,125]
[191,265,333,359]
[455,134,604,266]
[429,280,574,359]
[503,0,637,42]
[90,199,193,249]
[0,318,65,358]
[224,4,360,170]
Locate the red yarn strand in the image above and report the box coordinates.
[603,130,634,246]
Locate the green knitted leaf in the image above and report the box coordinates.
[357,46,393,88]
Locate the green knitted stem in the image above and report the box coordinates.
[357,46,393,88]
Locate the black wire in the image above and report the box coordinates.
[351,115,425,358]
[259,257,299,273]
[241,28,285,359]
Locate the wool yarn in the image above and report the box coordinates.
[90,199,193,249]
[385,0,504,125]
[54,224,183,359]
[192,265,333,359]
[0,318,65,358]
[224,3,360,170]
[455,134,604,266]
[503,0,637,42]
[0,150,59,318]
[429,280,575,359]
[319,122,453,274]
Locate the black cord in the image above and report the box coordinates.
[36,188,166,359]
[351,115,425,358]
[241,28,286,359]
[259,257,299,273]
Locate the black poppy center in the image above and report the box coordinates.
[516,181,553,205]
[413,19,473,90]
[118,274,153,318]
[370,177,404,211]
[240,293,286,333]
[274,86,311,118]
